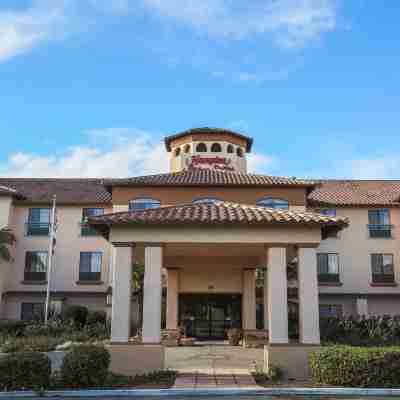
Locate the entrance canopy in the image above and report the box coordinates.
[88,200,348,242]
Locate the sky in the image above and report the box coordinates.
[0,0,399,179]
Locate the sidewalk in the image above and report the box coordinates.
[173,372,259,389]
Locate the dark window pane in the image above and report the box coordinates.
[21,303,44,321]
[79,252,102,281]
[24,252,47,281]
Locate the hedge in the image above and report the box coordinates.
[61,345,110,388]
[0,352,51,391]
[310,345,400,387]
[0,320,27,337]
[61,305,89,327]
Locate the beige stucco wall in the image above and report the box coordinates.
[179,266,243,293]
[110,224,322,245]
[0,196,13,228]
[317,207,400,295]
[4,205,112,294]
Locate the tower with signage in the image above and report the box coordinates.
[164,128,252,173]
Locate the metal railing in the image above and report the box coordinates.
[372,273,395,284]
[25,222,50,236]
[368,224,393,238]
[318,273,340,283]
[80,222,100,236]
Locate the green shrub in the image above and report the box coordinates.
[310,345,400,387]
[87,310,107,325]
[61,345,110,388]
[1,336,63,353]
[320,316,400,346]
[0,320,27,337]
[0,352,51,390]
[61,305,88,327]
[24,319,74,337]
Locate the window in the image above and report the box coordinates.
[368,209,392,238]
[81,208,103,236]
[193,197,222,205]
[318,209,337,217]
[236,147,244,157]
[129,198,160,211]
[196,143,207,152]
[227,144,234,154]
[24,251,48,281]
[317,253,340,282]
[371,253,394,283]
[79,252,102,281]
[174,147,181,157]
[319,304,343,318]
[256,197,289,210]
[211,143,222,152]
[184,144,191,153]
[21,303,44,321]
[27,208,50,236]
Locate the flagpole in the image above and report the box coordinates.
[44,195,56,325]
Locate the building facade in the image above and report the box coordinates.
[0,127,399,338]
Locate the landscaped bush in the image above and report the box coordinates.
[320,315,400,346]
[310,345,400,387]
[0,320,27,337]
[61,305,89,327]
[0,336,63,353]
[0,352,51,390]
[61,345,110,388]
[87,310,107,325]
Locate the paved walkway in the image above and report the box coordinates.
[166,344,263,389]
[173,372,259,388]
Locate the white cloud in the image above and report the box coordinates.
[0,129,169,178]
[348,157,400,180]
[247,153,275,174]
[0,1,69,62]
[0,127,277,177]
[141,0,337,47]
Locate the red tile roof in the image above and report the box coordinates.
[88,201,348,238]
[164,127,254,152]
[106,169,314,188]
[309,180,400,207]
[0,179,111,204]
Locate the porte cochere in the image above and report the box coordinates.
[86,128,349,378]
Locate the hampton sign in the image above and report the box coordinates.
[186,155,235,171]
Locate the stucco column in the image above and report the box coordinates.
[356,298,368,317]
[268,247,288,343]
[166,269,179,330]
[111,243,134,343]
[142,245,163,343]
[242,268,256,330]
[298,247,320,344]
[263,268,269,330]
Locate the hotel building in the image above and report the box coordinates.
[0,127,399,348]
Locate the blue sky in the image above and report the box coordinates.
[0,0,399,179]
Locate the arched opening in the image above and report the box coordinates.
[184,144,191,153]
[196,143,207,152]
[256,197,289,210]
[236,147,244,157]
[174,147,181,157]
[193,197,222,205]
[211,143,222,153]
[227,144,234,153]
[129,198,161,211]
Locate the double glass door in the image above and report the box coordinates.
[179,294,242,340]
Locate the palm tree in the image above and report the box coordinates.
[0,228,16,262]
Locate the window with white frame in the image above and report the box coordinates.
[24,251,48,281]
[371,253,394,283]
[79,252,102,281]
[317,253,340,283]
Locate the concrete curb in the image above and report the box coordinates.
[2,387,400,398]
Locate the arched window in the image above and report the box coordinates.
[256,197,289,210]
[236,147,244,157]
[193,197,222,205]
[129,198,160,211]
[184,144,191,153]
[227,144,234,153]
[211,143,222,153]
[196,143,207,152]
[174,147,181,157]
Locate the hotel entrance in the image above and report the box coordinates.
[179,294,242,340]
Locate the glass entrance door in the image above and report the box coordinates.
[179,294,242,340]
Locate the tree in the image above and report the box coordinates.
[0,228,15,262]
